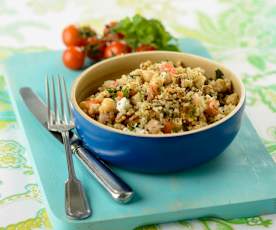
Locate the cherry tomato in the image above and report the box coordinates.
[104,41,131,58]
[62,25,86,47]
[62,25,96,47]
[136,44,156,52]
[62,46,85,70]
[86,37,106,62]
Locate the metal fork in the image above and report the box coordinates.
[46,75,91,219]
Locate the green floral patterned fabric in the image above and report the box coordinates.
[0,0,276,229]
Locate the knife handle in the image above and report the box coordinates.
[71,143,134,203]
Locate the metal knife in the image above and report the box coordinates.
[20,87,134,203]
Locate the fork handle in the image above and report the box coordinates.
[72,143,134,203]
[62,131,77,179]
[61,131,91,219]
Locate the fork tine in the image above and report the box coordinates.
[62,76,73,122]
[51,76,59,123]
[45,75,52,125]
[58,75,66,123]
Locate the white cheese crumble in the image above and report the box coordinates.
[116,97,130,113]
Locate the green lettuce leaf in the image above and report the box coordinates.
[113,14,179,51]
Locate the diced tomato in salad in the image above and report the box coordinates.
[160,63,176,74]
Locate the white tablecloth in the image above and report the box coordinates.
[0,0,276,229]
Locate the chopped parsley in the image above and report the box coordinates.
[189,107,197,117]
[106,88,118,99]
[122,87,130,98]
[106,88,116,93]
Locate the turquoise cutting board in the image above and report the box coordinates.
[4,39,276,230]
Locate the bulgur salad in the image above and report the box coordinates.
[79,60,239,134]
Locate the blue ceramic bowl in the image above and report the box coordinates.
[71,51,245,173]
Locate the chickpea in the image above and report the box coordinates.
[142,70,155,82]
[131,93,141,105]
[225,93,239,105]
[98,112,115,124]
[150,75,163,87]
[193,74,206,88]
[212,79,231,93]
[79,99,101,116]
[205,99,219,116]
[145,119,162,134]
[99,98,116,113]
[147,84,159,101]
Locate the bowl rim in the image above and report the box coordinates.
[71,51,246,138]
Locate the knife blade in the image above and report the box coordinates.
[20,87,134,203]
